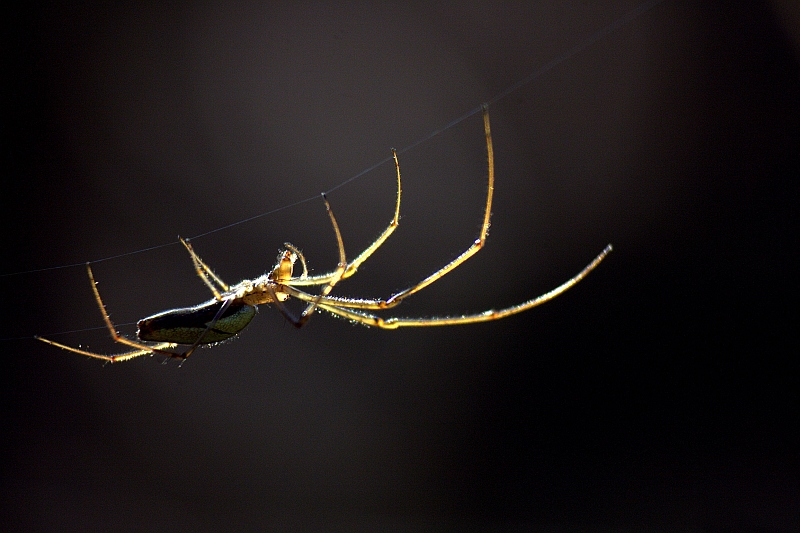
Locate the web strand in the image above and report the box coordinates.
[2,0,665,279]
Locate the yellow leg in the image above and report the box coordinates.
[289,149,401,287]
[180,237,229,299]
[36,263,180,361]
[311,245,611,328]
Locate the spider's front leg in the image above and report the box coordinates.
[287,149,402,287]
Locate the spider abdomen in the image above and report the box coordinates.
[137,299,257,345]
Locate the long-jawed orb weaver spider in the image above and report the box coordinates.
[36,105,612,362]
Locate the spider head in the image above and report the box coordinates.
[271,249,296,283]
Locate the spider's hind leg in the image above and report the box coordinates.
[36,263,181,362]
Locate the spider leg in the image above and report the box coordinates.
[181,237,229,299]
[282,104,611,324]
[288,148,401,287]
[287,105,494,311]
[265,283,303,326]
[381,105,494,307]
[281,285,397,310]
[35,263,182,362]
[35,336,176,362]
[313,245,611,328]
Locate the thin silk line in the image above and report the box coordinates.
[1,0,665,279]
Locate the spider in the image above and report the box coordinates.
[36,105,612,362]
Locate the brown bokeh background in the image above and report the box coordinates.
[4,1,798,531]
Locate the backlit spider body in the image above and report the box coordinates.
[37,106,612,362]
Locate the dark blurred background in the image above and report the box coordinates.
[3,1,798,531]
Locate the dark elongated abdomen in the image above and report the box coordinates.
[137,299,257,345]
